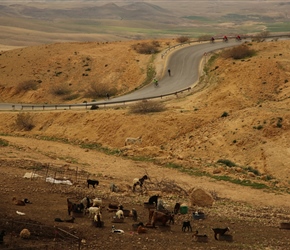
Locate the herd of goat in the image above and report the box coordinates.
[4,175,231,245]
[60,176,231,242]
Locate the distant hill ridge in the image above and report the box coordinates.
[0,2,174,21]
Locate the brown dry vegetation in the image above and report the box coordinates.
[1,38,290,249]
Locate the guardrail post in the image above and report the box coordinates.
[55,105,57,110]
[69,105,71,109]
[43,106,45,110]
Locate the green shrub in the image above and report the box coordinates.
[15,113,35,131]
[90,104,99,110]
[221,112,229,117]
[15,80,40,93]
[277,117,283,128]
[129,100,166,114]
[217,159,236,167]
[222,44,256,60]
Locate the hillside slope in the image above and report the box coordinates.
[0,39,290,191]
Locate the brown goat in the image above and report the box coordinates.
[12,197,25,206]
[149,210,172,228]
[137,225,147,234]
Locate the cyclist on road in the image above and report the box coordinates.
[153,78,159,87]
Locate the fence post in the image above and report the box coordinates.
[45,165,49,179]
[53,172,57,184]
[31,169,36,180]
[75,167,78,183]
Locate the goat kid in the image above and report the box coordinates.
[212,227,230,240]
[94,211,102,222]
[182,221,192,232]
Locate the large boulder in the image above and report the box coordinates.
[189,188,214,207]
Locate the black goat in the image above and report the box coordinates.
[0,230,5,244]
[182,221,192,232]
[67,198,84,215]
[87,179,99,188]
[212,227,230,240]
[173,202,181,214]
[148,195,159,206]
[55,216,75,223]
[132,175,148,192]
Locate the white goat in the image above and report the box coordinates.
[92,198,102,207]
[115,209,124,219]
[87,206,100,218]
[125,136,142,146]
[112,225,124,234]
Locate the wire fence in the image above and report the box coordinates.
[21,162,101,200]
[25,163,92,186]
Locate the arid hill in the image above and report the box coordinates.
[0,39,290,192]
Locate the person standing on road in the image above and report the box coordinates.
[167,68,171,76]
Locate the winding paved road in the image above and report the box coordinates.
[0,40,241,110]
[106,40,240,102]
